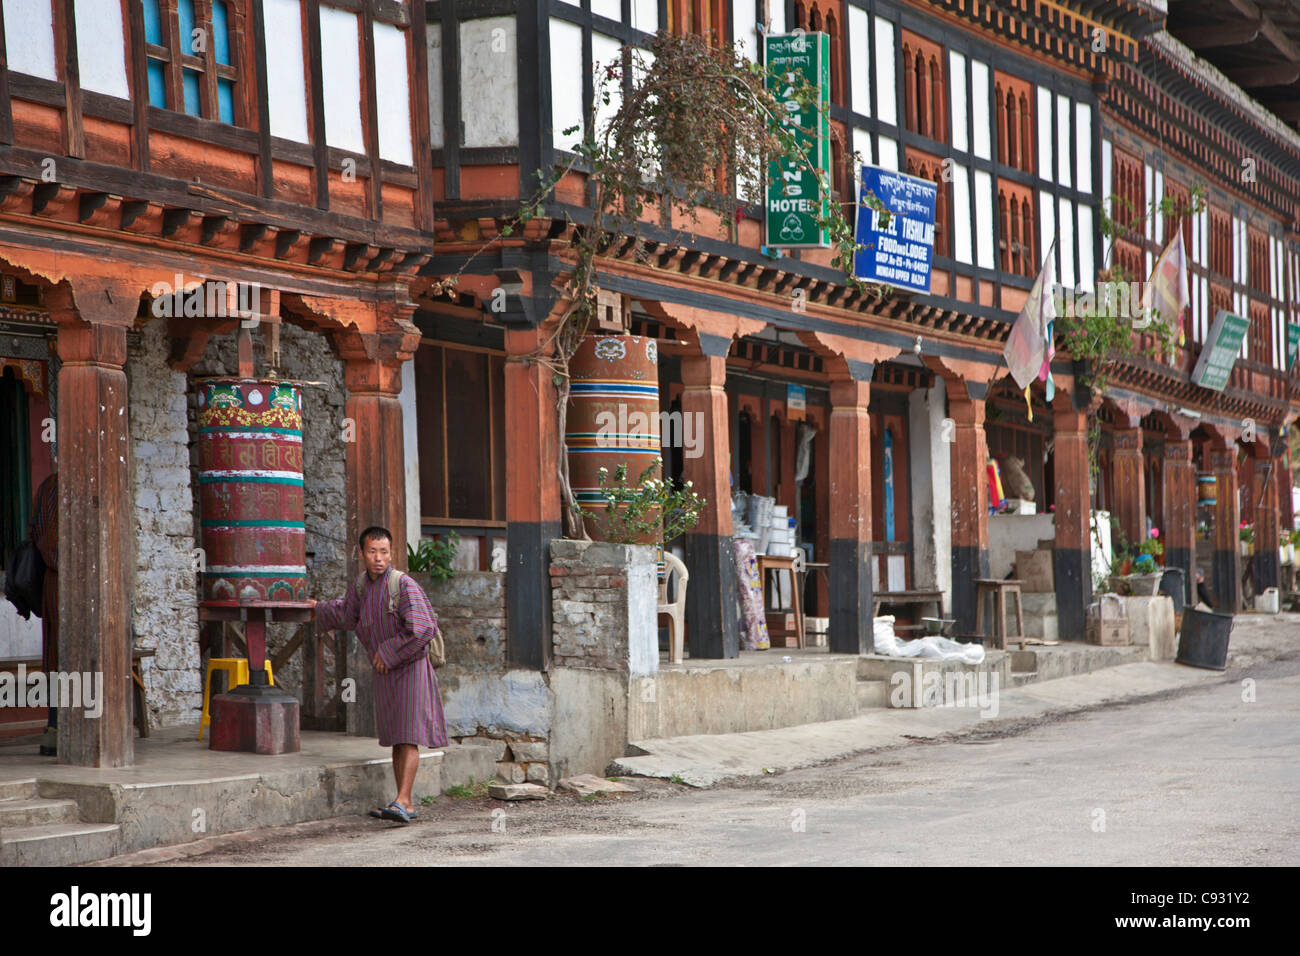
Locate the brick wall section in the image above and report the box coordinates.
[549,540,635,670]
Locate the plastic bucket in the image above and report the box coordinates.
[1159,567,1186,615]
[1176,607,1234,670]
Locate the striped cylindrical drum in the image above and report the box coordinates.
[567,334,662,543]
[197,379,307,603]
[1196,473,1217,506]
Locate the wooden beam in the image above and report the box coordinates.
[1226,64,1300,88]
[56,0,86,158]
[304,0,330,211]
[1224,0,1300,62]
[124,0,150,170]
[1172,20,1261,50]
[360,0,383,219]
[250,0,274,196]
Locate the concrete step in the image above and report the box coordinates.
[856,680,890,710]
[0,778,38,801]
[0,796,81,828]
[0,822,121,867]
[1011,672,1038,687]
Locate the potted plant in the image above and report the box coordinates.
[1239,521,1254,558]
[1287,529,1300,566]
[407,532,460,589]
[580,460,705,558]
[1125,528,1165,595]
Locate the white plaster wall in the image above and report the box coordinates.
[4,0,57,80]
[0,603,42,659]
[988,513,1055,579]
[75,0,130,98]
[400,359,422,553]
[263,0,310,143]
[460,17,519,148]
[909,379,950,598]
[427,22,444,149]
[373,21,414,165]
[627,546,658,680]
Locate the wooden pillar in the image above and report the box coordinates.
[1112,424,1146,548]
[504,325,561,670]
[1052,405,1092,639]
[828,376,873,654]
[1209,442,1241,611]
[949,392,989,634]
[50,282,136,767]
[1251,441,1281,593]
[335,324,416,737]
[681,349,738,659]
[1162,433,1196,606]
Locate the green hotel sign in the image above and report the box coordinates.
[764,32,830,249]
[1190,309,1250,391]
[1288,322,1300,369]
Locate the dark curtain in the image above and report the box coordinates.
[0,369,32,571]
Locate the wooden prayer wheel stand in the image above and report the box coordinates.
[201,601,312,754]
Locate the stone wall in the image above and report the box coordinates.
[549,539,658,675]
[423,570,553,786]
[547,539,658,781]
[127,320,201,726]
[189,322,348,702]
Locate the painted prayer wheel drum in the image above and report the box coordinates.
[197,379,307,603]
[1197,473,1217,506]
[567,334,662,546]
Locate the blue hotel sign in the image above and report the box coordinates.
[852,165,937,294]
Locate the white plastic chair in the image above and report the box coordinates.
[658,552,690,663]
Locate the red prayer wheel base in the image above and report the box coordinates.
[209,689,301,754]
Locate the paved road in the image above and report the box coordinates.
[124,653,1300,867]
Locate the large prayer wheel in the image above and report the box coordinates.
[197,379,307,603]
[567,334,662,542]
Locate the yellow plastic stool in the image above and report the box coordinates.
[199,658,274,740]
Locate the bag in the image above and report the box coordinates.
[4,539,45,620]
[352,569,446,668]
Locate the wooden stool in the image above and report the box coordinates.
[974,579,1025,650]
[756,553,805,649]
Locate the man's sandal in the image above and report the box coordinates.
[379,801,413,823]
[371,800,418,820]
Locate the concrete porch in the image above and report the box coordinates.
[0,726,497,866]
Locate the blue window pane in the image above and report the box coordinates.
[213,1,231,65]
[178,0,196,56]
[146,61,167,108]
[182,69,201,116]
[142,0,163,46]
[217,78,234,124]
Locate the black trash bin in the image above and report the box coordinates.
[1176,607,1234,670]
[1159,567,1186,615]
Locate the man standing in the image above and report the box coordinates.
[29,469,57,756]
[308,526,448,823]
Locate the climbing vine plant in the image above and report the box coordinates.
[427,30,885,538]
